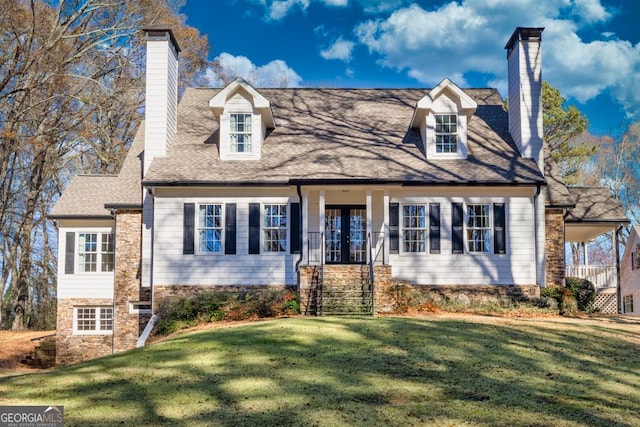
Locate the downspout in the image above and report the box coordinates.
[615,225,622,314]
[138,186,156,348]
[295,184,303,284]
[533,184,542,288]
[110,208,117,355]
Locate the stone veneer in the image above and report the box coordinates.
[300,264,539,314]
[113,210,149,353]
[545,209,566,287]
[56,298,113,365]
[299,265,393,314]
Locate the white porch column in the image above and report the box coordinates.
[383,191,390,264]
[302,190,309,264]
[583,242,589,266]
[366,191,372,263]
[319,190,325,235]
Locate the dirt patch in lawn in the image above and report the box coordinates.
[0,330,55,377]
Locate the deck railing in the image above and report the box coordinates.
[565,265,616,289]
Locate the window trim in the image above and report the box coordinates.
[623,294,634,313]
[400,204,428,254]
[262,203,289,254]
[196,203,225,255]
[465,203,492,254]
[73,306,113,335]
[76,232,115,274]
[229,112,252,153]
[435,113,458,154]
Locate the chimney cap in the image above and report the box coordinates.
[144,28,182,53]
[504,27,544,55]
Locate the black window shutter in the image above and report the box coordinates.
[249,203,261,254]
[290,203,301,254]
[494,203,506,254]
[225,203,236,255]
[429,204,441,254]
[65,232,75,274]
[183,203,195,255]
[632,252,636,271]
[389,203,399,254]
[452,203,464,254]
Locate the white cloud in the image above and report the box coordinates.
[321,37,356,61]
[323,0,348,5]
[354,0,640,119]
[355,0,407,14]
[268,0,310,20]
[213,53,303,87]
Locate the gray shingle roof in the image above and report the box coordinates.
[565,187,629,223]
[543,147,575,208]
[142,87,545,186]
[49,128,144,218]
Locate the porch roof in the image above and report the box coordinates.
[565,187,629,242]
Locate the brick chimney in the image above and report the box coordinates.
[143,29,180,175]
[505,27,544,174]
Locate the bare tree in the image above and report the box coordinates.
[0,0,214,329]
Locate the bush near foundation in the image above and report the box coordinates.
[542,278,596,315]
[385,284,558,317]
[155,289,300,335]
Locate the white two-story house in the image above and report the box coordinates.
[49,27,629,365]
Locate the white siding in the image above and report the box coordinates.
[388,194,535,286]
[508,35,543,171]
[57,220,115,299]
[144,32,179,174]
[620,227,640,315]
[219,92,263,160]
[152,188,299,286]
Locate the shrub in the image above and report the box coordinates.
[565,277,596,312]
[560,289,578,316]
[154,289,300,336]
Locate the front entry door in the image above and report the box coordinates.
[325,206,367,264]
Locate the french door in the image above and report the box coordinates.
[325,206,367,264]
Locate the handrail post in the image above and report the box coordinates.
[368,232,375,315]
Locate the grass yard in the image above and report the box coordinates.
[1,315,639,426]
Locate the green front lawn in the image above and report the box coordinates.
[1,315,639,426]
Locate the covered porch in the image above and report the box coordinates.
[564,187,630,312]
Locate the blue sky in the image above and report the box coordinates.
[181,0,640,136]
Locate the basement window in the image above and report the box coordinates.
[130,302,152,315]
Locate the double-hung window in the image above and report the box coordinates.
[77,233,114,273]
[624,295,634,313]
[74,306,113,334]
[435,114,458,153]
[230,113,252,153]
[263,204,287,252]
[198,204,223,253]
[466,204,491,253]
[402,204,427,253]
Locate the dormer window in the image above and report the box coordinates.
[209,78,276,161]
[410,79,477,160]
[230,113,252,153]
[435,114,457,154]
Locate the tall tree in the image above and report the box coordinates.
[0,0,214,329]
[542,82,593,185]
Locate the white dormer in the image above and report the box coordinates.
[410,78,477,160]
[209,78,275,161]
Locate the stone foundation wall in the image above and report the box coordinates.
[545,209,566,287]
[56,298,113,365]
[113,210,148,353]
